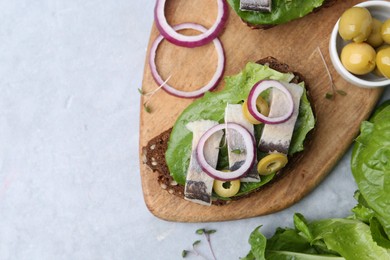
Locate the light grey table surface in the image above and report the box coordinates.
[0,1,389,260]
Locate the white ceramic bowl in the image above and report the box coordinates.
[329,1,390,88]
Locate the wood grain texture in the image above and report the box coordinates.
[138,0,383,222]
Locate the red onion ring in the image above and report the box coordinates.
[196,123,256,181]
[247,80,294,124]
[149,23,225,99]
[154,0,228,48]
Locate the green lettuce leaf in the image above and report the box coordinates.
[227,0,325,26]
[265,252,344,260]
[165,63,315,199]
[243,217,344,260]
[350,190,375,223]
[242,102,390,260]
[247,226,267,260]
[351,101,390,237]
[243,215,390,260]
[309,218,390,260]
[370,217,390,249]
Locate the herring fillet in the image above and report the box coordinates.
[184,120,223,206]
[258,83,304,154]
[224,104,260,182]
[240,0,272,12]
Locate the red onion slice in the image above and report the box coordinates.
[247,80,294,124]
[149,23,225,99]
[196,123,256,181]
[154,0,228,48]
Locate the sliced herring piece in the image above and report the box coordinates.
[240,0,272,12]
[184,120,223,206]
[224,104,260,183]
[258,82,304,154]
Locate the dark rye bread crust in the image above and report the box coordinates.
[142,57,313,205]
[243,0,337,30]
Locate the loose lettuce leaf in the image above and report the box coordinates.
[165,63,315,192]
[350,190,376,224]
[243,215,344,260]
[242,103,390,260]
[243,215,390,260]
[267,227,317,255]
[246,226,267,260]
[370,217,390,249]
[309,218,390,260]
[351,101,390,237]
[227,0,325,26]
[265,252,344,260]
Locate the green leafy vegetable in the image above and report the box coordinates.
[182,229,217,259]
[143,103,151,113]
[244,215,390,260]
[231,148,244,154]
[351,101,390,237]
[166,63,315,199]
[244,226,267,260]
[242,218,345,260]
[242,101,390,260]
[310,218,390,260]
[369,217,390,249]
[227,0,325,26]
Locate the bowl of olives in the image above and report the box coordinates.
[329,1,390,88]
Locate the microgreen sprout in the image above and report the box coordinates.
[311,47,347,100]
[143,103,152,113]
[181,239,207,259]
[231,148,245,155]
[139,75,172,113]
[182,229,217,259]
[216,133,227,150]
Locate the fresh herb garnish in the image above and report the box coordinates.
[336,89,347,96]
[325,92,334,100]
[231,148,245,154]
[182,229,217,259]
[139,75,172,113]
[311,46,347,100]
[242,102,390,260]
[137,88,145,95]
[143,103,151,113]
[181,250,188,258]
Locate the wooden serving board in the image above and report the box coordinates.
[139,0,383,222]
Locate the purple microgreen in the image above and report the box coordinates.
[182,242,207,259]
[183,228,217,259]
[196,229,217,260]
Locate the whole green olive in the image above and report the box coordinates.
[374,45,389,76]
[338,7,372,43]
[376,46,390,79]
[341,42,376,75]
[367,18,383,48]
[381,18,390,45]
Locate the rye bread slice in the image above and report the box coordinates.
[141,57,313,205]
[242,0,337,30]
